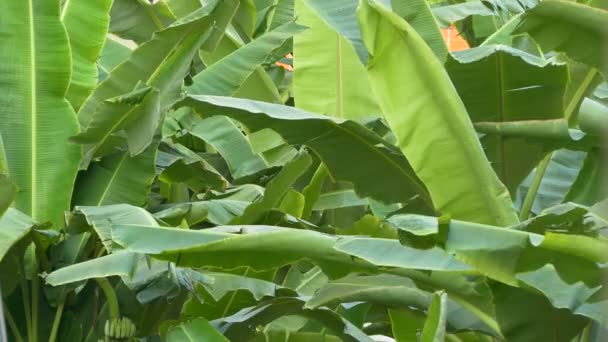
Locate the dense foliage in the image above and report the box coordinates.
[0,0,607,341]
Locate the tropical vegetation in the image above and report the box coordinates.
[0,0,607,341]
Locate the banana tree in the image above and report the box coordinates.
[0,0,607,341]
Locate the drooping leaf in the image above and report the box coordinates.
[62,0,113,111]
[166,317,229,342]
[67,204,158,256]
[190,22,305,98]
[112,224,374,278]
[178,95,433,208]
[293,0,381,119]
[515,0,608,76]
[358,0,517,226]
[0,208,37,262]
[0,0,82,227]
[44,252,141,286]
[446,45,569,194]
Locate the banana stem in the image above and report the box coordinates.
[3,303,24,342]
[48,299,65,342]
[95,278,119,319]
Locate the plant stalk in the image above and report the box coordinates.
[30,276,39,342]
[3,303,24,342]
[95,278,119,319]
[48,299,65,342]
[19,278,32,342]
[519,153,552,220]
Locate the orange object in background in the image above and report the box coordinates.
[275,53,294,71]
[277,25,468,72]
[441,24,470,51]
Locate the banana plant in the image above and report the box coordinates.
[0,0,607,341]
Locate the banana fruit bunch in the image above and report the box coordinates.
[103,317,137,341]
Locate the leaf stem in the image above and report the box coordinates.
[95,278,119,319]
[48,299,65,342]
[30,277,38,342]
[19,278,32,342]
[519,153,552,220]
[3,303,24,342]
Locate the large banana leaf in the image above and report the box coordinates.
[515,0,608,76]
[178,95,432,206]
[299,0,367,62]
[0,0,82,227]
[446,45,569,194]
[293,0,382,119]
[190,22,304,98]
[62,0,113,111]
[390,214,607,324]
[79,0,238,127]
[77,1,238,164]
[358,0,518,226]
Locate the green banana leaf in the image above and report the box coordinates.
[390,0,447,62]
[0,0,82,227]
[166,318,228,341]
[0,175,17,216]
[0,208,37,262]
[97,37,133,81]
[72,143,158,207]
[420,292,447,342]
[178,95,432,207]
[358,0,518,226]
[198,28,283,103]
[299,0,367,62]
[515,0,608,76]
[238,151,310,223]
[62,0,113,111]
[293,0,382,119]
[109,0,175,43]
[183,115,269,180]
[515,149,587,214]
[446,45,569,194]
[190,22,304,99]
